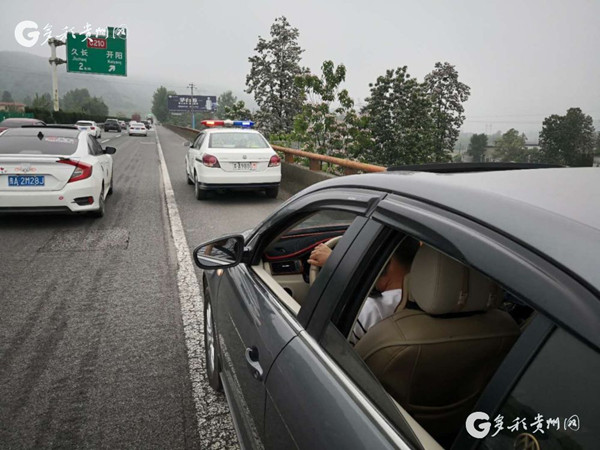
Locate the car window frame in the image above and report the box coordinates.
[87,135,103,156]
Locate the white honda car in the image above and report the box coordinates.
[185,120,281,199]
[75,120,102,138]
[0,125,116,217]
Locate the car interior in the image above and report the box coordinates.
[252,210,537,448]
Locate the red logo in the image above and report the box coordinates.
[87,38,107,49]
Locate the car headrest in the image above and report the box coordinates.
[409,245,501,315]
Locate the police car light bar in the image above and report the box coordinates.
[201,120,254,128]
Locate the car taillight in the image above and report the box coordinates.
[202,154,221,168]
[58,159,93,182]
[90,126,95,130]
[268,155,281,167]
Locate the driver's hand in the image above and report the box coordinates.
[308,243,332,267]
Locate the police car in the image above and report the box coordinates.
[184,120,281,200]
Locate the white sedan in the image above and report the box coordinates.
[75,120,101,138]
[185,120,281,199]
[129,122,148,136]
[0,125,115,217]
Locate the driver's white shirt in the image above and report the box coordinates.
[350,288,402,345]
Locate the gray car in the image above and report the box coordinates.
[194,164,600,450]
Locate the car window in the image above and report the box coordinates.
[209,132,269,149]
[87,136,103,156]
[0,133,78,155]
[254,209,360,315]
[478,328,600,450]
[192,133,206,149]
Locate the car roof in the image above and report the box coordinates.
[307,168,600,292]
[1,117,43,123]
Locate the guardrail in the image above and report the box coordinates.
[162,124,385,174]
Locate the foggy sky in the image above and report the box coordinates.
[1,0,599,134]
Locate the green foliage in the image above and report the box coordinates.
[2,90,14,102]
[151,86,171,123]
[424,62,471,157]
[60,88,109,116]
[363,66,437,166]
[467,133,488,162]
[25,107,109,124]
[32,93,52,110]
[223,101,253,121]
[493,129,530,162]
[292,60,358,160]
[217,91,237,118]
[539,108,596,166]
[246,16,306,136]
[22,95,32,107]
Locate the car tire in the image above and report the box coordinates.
[194,173,207,200]
[186,168,194,185]
[265,186,279,199]
[204,289,223,392]
[107,170,114,196]
[90,186,105,218]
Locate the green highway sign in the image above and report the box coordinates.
[66,27,127,76]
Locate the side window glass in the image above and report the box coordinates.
[325,233,535,448]
[87,136,100,155]
[193,134,205,148]
[255,210,358,315]
[478,329,600,449]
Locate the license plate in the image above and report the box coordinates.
[232,162,257,171]
[8,175,45,186]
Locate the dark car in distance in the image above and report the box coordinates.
[193,165,600,450]
[141,120,151,130]
[0,117,46,133]
[103,118,121,132]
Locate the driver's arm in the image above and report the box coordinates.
[307,243,332,267]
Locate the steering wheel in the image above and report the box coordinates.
[309,236,342,286]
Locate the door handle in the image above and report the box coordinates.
[245,346,264,381]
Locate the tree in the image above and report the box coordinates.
[81,96,109,116]
[223,101,253,121]
[32,93,52,110]
[494,129,529,162]
[23,95,32,107]
[151,86,171,123]
[62,88,91,112]
[246,16,306,136]
[363,66,436,166]
[468,133,488,162]
[2,90,14,102]
[292,60,357,159]
[539,108,595,166]
[217,91,237,118]
[424,62,471,159]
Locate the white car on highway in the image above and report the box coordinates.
[185,120,281,199]
[0,125,116,217]
[75,120,102,138]
[129,122,148,136]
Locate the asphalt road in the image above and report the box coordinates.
[0,125,283,449]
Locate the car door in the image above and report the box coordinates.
[187,132,205,176]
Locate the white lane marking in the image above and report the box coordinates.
[101,139,110,143]
[155,128,229,445]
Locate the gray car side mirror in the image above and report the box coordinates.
[193,235,245,269]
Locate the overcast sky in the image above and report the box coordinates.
[2,0,599,134]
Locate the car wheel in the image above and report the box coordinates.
[194,173,207,200]
[265,186,279,199]
[107,170,114,195]
[90,186,105,218]
[204,290,222,392]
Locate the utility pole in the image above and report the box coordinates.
[188,83,196,129]
[48,38,67,112]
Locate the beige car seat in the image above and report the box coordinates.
[355,245,520,444]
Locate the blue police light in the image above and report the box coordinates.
[233,120,254,128]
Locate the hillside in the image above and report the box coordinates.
[1,51,154,116]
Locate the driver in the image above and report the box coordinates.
[308,237,420,344]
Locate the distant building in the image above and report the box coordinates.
[0,102,26,113]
